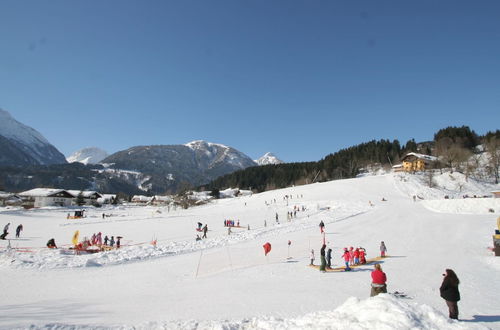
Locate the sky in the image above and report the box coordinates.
[1,0,499,162]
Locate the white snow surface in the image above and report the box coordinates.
[255,152,284,165]
[67,147,109,165]
[0,108,50,146]
[1,173,499,329]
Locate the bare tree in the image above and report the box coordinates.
[484,137,500,184]
[434,138,471,173]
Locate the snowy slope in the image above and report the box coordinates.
[0,109,67,165]
[0,173,499,329]
[255,152,284,165]
[67,147,109,164]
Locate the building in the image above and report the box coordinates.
[19,188,75,208]
[393,152,437,173]
[492,191,500,199]
[151,195,173,206]
[67,190,103,206]
[131,195,153,204]
[0,192,22,207]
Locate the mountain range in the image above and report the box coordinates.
[0,109,282,194]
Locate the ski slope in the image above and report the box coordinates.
[0,173,499,329]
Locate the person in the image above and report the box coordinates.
[46,238,57,249]
[15,224,23,238]
[196,235,201,241]
[3,222,10,236]
[110,236,115,247]
[197,222,203,230]
[310,249,315,265]
[440,269,461,320]
[359,247,367,264]
[228,227,232,235]
[349,246,354,265]
[380,241,387,258]
[319,244,327,272]
[202,224,208,238]
[370,264,387,296]
[116,236,121,249]
[342,248,351,271]
[326,248,332,269]
[104,235,109,246]
[354,248,360,265]
[319,220,325,233]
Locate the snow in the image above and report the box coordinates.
[255,152,284,165]
[0,108,50,147]
[1,172,499,329]
[66,147,109,165]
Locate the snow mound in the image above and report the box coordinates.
[21,295,483,330]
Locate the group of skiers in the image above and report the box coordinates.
[223,219,239,227]
[1,222,23,240]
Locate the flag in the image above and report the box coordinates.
[72,230,79,246]
[263,242,272,256]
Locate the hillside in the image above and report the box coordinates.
[0,172,498,329]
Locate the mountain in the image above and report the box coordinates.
[255,152,283,165]
[101,140,258,193]
[0,109,67,166]
[67,147,109,164]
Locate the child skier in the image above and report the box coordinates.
[342,248,351,271]
[310,249,315,265]
[380,241,387,258]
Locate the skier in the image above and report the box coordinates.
[349,246,355,265]
[440,269,461,320]
[196,235,201,241]
[198,222,203,230]
[326,248,332,269]
[354,248,360,265]
[202,224,208,239]
[319,244,327,272]
[3,222,10,235]
[319,220,325,233]
[116,236,122,249]
[104,235,109,246]
[310,249,315,265]
[380,241,387,258]
[342,248,351,271]
[359,247,367,264]
[370,264,387,296]
[110,236,115,247]
[15,224,23,238]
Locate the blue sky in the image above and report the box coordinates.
[1,1,499,162]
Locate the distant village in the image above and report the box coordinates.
[1,152,499,209]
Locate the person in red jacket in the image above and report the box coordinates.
[370,263,387,296]
[359,247,367,264]
[342,248,351,271]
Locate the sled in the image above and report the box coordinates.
[308,256,386,272]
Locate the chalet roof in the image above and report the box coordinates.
[19,188,72,198]
[0,191,20,199]
[67,190,103,198]
[402,152,437,162]
[132,195,153,202]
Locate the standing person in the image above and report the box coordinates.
[326,248,332,269]
[370,264,387,296]
[440,269,461,320]
[3,223,10,236]
[116,237,121,249]
[319,244,327,272]
[202,224,208,239]
[359,247,367,264]
[104,235,109,246]
[349,246,355,265]
[15,224,23,238]
[319,220,325,233]
[354,248,360,265]
[342,248,351,271]
[310,249,315,265]
[110,236,115,247]
[380,241,387,258]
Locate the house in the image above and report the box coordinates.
[492,191,500,199]
[0,192,22,207]
[67,190,103,205]
[98,194,117,204]
[19,188,75,208]
[131,195,153,204]
[151,195,173,206]
[393,152,437,172]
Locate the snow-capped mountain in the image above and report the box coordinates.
[255,152,283,165]
[0,109,67,166]
[101,140,257,193]
[67,147,109,165]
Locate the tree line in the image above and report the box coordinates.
[202,126,500,193]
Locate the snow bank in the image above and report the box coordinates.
[21,295,484,330]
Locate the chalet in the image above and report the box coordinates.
[67,190,103,205]
[131,195,153,204]
[393,152,437,173]
[151,195,173,206]
[0,192,22,207]
[492,191,500,199]
[19,188,74,208]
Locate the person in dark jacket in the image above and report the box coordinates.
[440,269,461,320]
[326,248,332,269]
[319,244,327,272]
